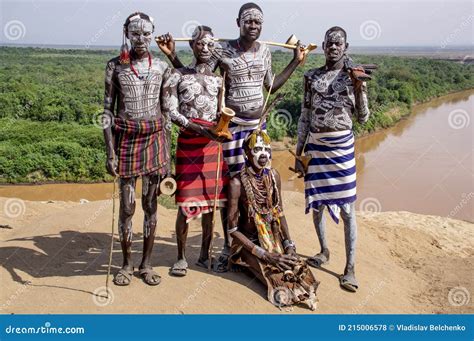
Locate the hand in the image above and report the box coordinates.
[157,33,176,57]
[349,67,365,92]
[294,158,305,178]
[188,122,224,142]
[205,127,227,143]
[105,156,118,177]
[263,252,298,270]
[293,40,305,63]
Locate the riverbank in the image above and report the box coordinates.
[1,192,472,314]
[1,46,473,184]
[276,88,474,150]
[1,88,472,186]
[353,88,474,138]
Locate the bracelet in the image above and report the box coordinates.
[283,239,296,251]
[251,245,266,259]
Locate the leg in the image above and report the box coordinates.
[339,202,358,292]
[196,211,213,268]
[240,247,266,284]
[176,208,189,261]
[170,208,189,276]
[307,205,330,268]
[220,206,230,249]
[114,176,137,286]
[214,207,231,272]
[139,174,161,285]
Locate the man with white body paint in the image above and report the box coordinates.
[296,26,370,292]
[103,12,185,286]
[158,2,305,271]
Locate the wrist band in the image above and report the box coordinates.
[251,245,266,259]
[283,239,296,250]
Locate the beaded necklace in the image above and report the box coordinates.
[241,166,280,218]
[130,52,152,80]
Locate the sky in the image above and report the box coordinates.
[1,0,473,48]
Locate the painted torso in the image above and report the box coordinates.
[303,67,357,132]
[208,41,273,115]
[105,55,169,121]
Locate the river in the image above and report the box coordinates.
[1,90,473,222]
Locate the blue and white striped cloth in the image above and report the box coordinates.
[304,130,357,223]
[222,117,266,178]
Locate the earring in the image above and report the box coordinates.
[119,28,130,65]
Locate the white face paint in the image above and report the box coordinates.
[239,8,264,40]
[324,31,347,63]
[239,8,264,27]
[250,135,271,169]
[127,18,154,54]
[193,33,215,62]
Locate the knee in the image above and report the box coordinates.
[142,199,157,215]
[340,204,356,224]
[121,201,136,218]
[312,206,325,221]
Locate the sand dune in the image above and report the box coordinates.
[0,191,472,314]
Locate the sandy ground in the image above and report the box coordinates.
[0,191,473,314]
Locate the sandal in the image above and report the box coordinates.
[213,248,230,273]
[139,267,161,286]
[339,274,359,292]
[113,268,133,286]
[306,253,329,268]
[170,259,188,277]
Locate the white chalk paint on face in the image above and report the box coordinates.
[239,8,264,27]
[194,33,215,60]
[250,135,271,169]
[326,31,345,43]
[127,19,154,51]
[196,34,215,50]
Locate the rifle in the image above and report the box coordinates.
[344,55,378,81]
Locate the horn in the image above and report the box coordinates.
[284,34,317,65]
[159,177,177,196]
[213,107,235,140]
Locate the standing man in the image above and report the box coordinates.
[161,26,228,276]
[158,2,305,271]
[103,12,181,286]
[295,26,370,292]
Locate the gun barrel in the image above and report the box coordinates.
[360,64,378,70]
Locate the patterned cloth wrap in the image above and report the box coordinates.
[175,118,228,222]
[114,117,168,177]
[304,130,356,223]
[222,117,267,178]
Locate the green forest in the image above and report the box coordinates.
[0,46,473,183]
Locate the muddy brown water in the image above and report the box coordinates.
[1,90,473,222]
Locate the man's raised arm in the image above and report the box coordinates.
[156,33,185,68]
[264,42,304,94]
